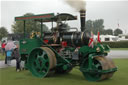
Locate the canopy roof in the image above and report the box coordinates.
[15,13,77,22]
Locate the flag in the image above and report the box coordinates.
[88,31,94,48]
[97,31,101,43]
[118,23,120,28]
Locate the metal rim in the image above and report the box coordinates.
[43,47,57,68]
[102,57,116,79]
[42,47,57,76]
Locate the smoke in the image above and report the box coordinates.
[64,0,86,11]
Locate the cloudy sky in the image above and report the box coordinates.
[1,0,128,33]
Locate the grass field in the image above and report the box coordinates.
[0,53,5,60]
[0,59,128,85]
[111,48,128,50]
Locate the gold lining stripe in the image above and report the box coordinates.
[80,16,85,17]
[81,32,84,44]
[71,33,74,46]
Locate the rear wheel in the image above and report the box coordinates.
[28,47,56,78]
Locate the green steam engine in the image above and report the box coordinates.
[15,10,117,81]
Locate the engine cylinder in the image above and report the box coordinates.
[43,31,90,47]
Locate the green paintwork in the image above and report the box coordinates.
[63,65,68,70]
[79,43,110,57]
[20,38,42,55]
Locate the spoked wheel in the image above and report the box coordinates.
[28,47,56,78]
[81,56,117,81]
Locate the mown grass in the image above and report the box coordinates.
[111,48,128,50]
[0,53,5,60]
[0,59,128,85]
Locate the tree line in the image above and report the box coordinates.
[85,19,123,36]
[0,13,123,40]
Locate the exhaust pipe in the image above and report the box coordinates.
[80,10,86,32]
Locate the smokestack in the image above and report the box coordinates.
[64,0,86,31]
[80,10,86,32]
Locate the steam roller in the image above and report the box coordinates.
[15,9,117,81]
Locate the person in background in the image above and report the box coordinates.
[6,49,12,65]
[12,44,21,72]
[1,40,7,64]
[5,39,15,65]
[1,40,6,56]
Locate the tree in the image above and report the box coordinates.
[0,27,8,40]
[86,19,104,35]
[85,20,93,31]
[93,19,104,34]
[114,28,123,36]
[11,13,49,34]
[104,29,113,35]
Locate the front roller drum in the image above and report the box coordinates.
[27,47,56,78]
[80,56,117,81]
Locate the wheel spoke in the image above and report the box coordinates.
[36,55,49,70]
[95,63,101,69]
[38,51,46,58]
[33,53,38,60]
[36,51,41,58]
[35,59,41,68]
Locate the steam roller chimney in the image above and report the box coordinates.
[80,10,86,32]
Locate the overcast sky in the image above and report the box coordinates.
[1,0,128,33]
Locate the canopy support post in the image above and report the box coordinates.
[41,19,43,38]
[24,20,26,38]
